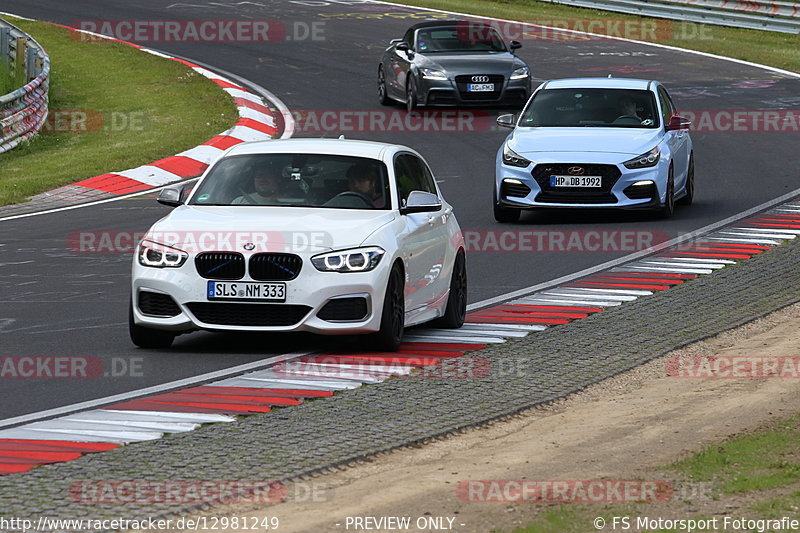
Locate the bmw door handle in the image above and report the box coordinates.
[427,215,436,226]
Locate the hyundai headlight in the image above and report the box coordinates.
[502,144,531,168]
[510,66,529,80]
[137,240,188,268]
[311,247,385,273]
[623,147,661,169]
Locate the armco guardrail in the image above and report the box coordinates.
[0,17,49,154]
[538,0,800,33]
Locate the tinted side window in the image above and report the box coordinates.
[657,87,674,125]
[395,154,435,206]
[402,29,414,49]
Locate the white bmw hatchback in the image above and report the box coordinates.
[130,139,466,351]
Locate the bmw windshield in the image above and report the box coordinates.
[189,154,391,209]
[519,88,660,128]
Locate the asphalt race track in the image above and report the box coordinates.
[0,0,798,421]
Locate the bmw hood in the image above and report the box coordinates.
[508,127,663,156]
[420,52,524,76]
[144,206,397,254]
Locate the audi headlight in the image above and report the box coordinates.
[623,147,661,169]
[420,68,447,80]
[311,247,385,273]
[137,240,188,268]
[502,144,531,168]
[510,66,529,80]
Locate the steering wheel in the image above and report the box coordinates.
[614,114,642,124]
[331,191,375,208]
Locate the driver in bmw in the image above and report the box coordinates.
[233,165,282,205]
[346,162,385,208]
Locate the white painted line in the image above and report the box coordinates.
[235,377,361,390]
[514,297,620,306]
[553,287,653,296]
[0,351,310,430]
[621,266,714,274]
[22,420,168,435]
[655,257,737,264]
[637,260,726,269]
[541,291,636,301]
[402,335,506,344]
[102,410,234,423]
[717,231,795,241]
[459,323,547,332]
[58,417,198,433]
[704,237,781,245]
[732,227,800,235]
[415,328,529,338]
[23,428,161,443]
[0,428,146,443]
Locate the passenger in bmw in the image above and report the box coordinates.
[233,165,282,205]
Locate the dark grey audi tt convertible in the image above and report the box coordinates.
[378,20,532,111]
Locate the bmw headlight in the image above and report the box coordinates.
[137,240,188,268]
[510,66,529,80]
[623,147,661,169]
[420,68,448,80]
[311,247,385,273]
[502,144,531,168]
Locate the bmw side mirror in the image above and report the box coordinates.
[396,42,409,52]
[390,38,402,44]
[666,115,691,131]
[157,186,185,207]
[510,40,522,52]
[497,114,516,129]
[401,191,442,215]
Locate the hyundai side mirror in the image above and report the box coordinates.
[496,114,516,129]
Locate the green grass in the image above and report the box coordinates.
[507,415,800,532]
[671,415,800,494]
[0,59,25,94]
[0,16,237,205]
[390,0,800,73]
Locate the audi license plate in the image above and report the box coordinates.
[550,175,602,188]
[207,281,286,301]
[467,83,494,92]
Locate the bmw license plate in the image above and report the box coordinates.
[550,175,602,188]
[207,281,286,301]
[467,83,494,92]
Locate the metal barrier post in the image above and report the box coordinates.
[0,27,9,70]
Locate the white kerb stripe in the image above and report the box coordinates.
[177,145,225,165]
[117,165,184,187]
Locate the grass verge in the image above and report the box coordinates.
[0,16,237,206]
[388,0,800,73]
[507,414,800,532]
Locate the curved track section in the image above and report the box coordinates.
[0,0,797,430]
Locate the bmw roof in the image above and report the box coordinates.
[224,138,405,159]
[407,20,497,31]
[540,78,655,90]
